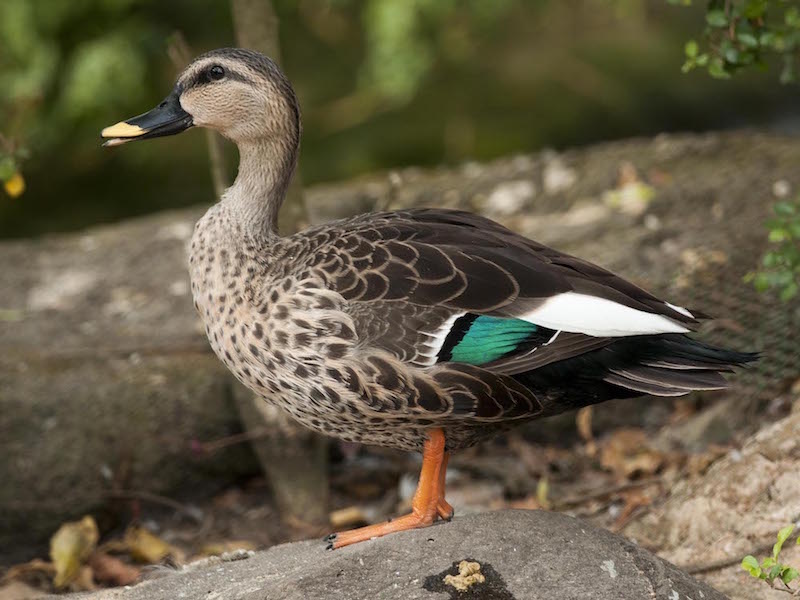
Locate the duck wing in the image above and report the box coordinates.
[297,208,697,370]
[286,208,754,426]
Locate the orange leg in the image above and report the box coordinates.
[436,451,454,520]
[327,429,454,549]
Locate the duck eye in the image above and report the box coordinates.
[208,65,225,81]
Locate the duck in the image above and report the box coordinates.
[101,48,756,549]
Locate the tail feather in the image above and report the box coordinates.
[603,373,693,397]
[512,333,758,414]
[606,365,728,393]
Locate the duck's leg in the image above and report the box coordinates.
[327,428,450,549]
[436,451,454,520]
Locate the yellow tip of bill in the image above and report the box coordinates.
[101,121,146,139]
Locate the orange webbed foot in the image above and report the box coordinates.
[326,430,453,549]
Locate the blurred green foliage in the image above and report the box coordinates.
[671,1,800,300]
[671,0,800,81]
[746,199,800,300]
[0,0,797,238]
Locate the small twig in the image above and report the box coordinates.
[103,490,195,517]
[683,542,774,575]
[193,427,271,454]
[555,478,663,509]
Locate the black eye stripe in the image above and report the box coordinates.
[188,68,249,88]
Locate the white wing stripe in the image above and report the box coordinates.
[520,292,689,337]
[415,312,465,366]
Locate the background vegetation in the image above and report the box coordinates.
[2,0,799,239]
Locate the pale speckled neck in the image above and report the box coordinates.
[223,136,298,238]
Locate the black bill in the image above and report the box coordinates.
[101,86,193,146]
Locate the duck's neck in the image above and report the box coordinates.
[224,135,298,239]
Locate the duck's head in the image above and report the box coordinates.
[101,48,299,147]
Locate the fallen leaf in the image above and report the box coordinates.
[50,516,99,588]
[89,552,140,586]
[668,399,697,424]
[124,526,172,564]
[612,490,653,531]
[0,581,47,599]
[600,428,664,480]
[536,476,551,510]
[1,558,54,586]
[329,506,368,529]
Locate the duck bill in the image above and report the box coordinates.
[101,87,193,147]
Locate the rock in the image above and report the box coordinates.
[625,402,800,600]
[56,511,727,600]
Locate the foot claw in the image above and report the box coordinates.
[323,533,337,542]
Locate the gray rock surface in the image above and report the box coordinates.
[60,511,728,600]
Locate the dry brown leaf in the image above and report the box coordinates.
[88,552,140,587]
[600,428,664,480]
[73,566,96,593]
[668,399,696,424]
[686,445,727,477]
[124,526,172,564]
[1,558,54,586]
[0,581,47,599]
[612,490,653,530]
[49,516,99,588]
[329,506,368,529]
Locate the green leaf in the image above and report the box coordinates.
[0,156,16,181]
[742,555,762,577]
[769,229,789,242]
[685,40,699,58]
[709,58,732,79]
[737,32,759,48]
[706,9,728,27]
[780,281,798,301]
[762,556,777,569]
[744,0,768,19]
[774,524,795,559]
[768,564,783,581]
[782,567,800,584]
[786,7,800,28]
[724,47,740,64]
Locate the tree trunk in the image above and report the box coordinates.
[229,0,328,526]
